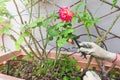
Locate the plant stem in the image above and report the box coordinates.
[28,0,33,23]
[38,0,40,18]
[85,8,102,70]
[100,0,120,9]
[32,36,44,51]
[52,44,60,70]
[24,37,39,59]
[85,27,92,41]
[98,13,120,43]
[20,0,41,13]
[36,1,45,51]
[85,55,93,69]
[2,34,6,52]
[13,0,24,24]
[9,35,29,55]
[30,33,42,58]
[106,64,116,74]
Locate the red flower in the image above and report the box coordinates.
[59,6,74,22]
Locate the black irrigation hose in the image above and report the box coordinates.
[47,47,71,56]
[47,47,56,55]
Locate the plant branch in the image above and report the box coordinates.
[2,34,6,52]
[28,0,33,23]
[106,64,116,74]
[24,37,39,59]
[9,35,29,55]
[30,33,42,58]
[20,0,41,13]
[99,13,120,43]
[13,0,24,24]
[100,0,120,9]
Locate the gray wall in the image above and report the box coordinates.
[3,0,120,53]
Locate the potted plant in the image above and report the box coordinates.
[0,0,120,80]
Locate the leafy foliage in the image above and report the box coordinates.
[0,20,12,34]
[75,2,86,11]
[112,0,118,8]
[0,0,12,35]
[0,54,82,80]
[0,0,12,18]
[0,0,119,80]
[15,32,30,50]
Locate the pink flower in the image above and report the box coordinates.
[59,6,74,22]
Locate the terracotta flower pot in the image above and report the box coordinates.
[47,51,120,70]
[0,50,119,80]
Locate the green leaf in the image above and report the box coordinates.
[76,66,81,71]
[75,2,85,11]
[46,36,53,44]
[76,77,81,80]
[114,71,120,75]
[61,54,68,59]
[50,13,59,20]
[84,20,94,27]
[36,17,44,23]
[0,1,11,18]
[81,12,99,28]
[15,32,29,50]
[69,59,77,66]
[23,52,34,60]
[29,52,34,57]
[55,22,66,29]
[28,17,44,28]
[42,19,51,27]
[72,16,76,23]
[15,36,24,50]
[12,56,17,60]
[94,18,100,22]
[61,28,75,37]
[17,36,24,44]
[20,24,27,32]
[112,0,118,9]
[0,17,5,23]
[0,46,4,51]
[110,74,115,78]
[57,38,67,47]
[15,43,21,50]
[63,76,69,80]
[22,32,30,37]
[0,24,12,34]
[78,17,82,23]
[28,22,37,28]
[36,17,44,26]
[48,28,59,36]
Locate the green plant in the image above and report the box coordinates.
[0,54,82,80]
[52,54,81,79]
[0,1,98,55]
[0,0,120,80]
[0,0,12,32]
[0,1,99,72]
